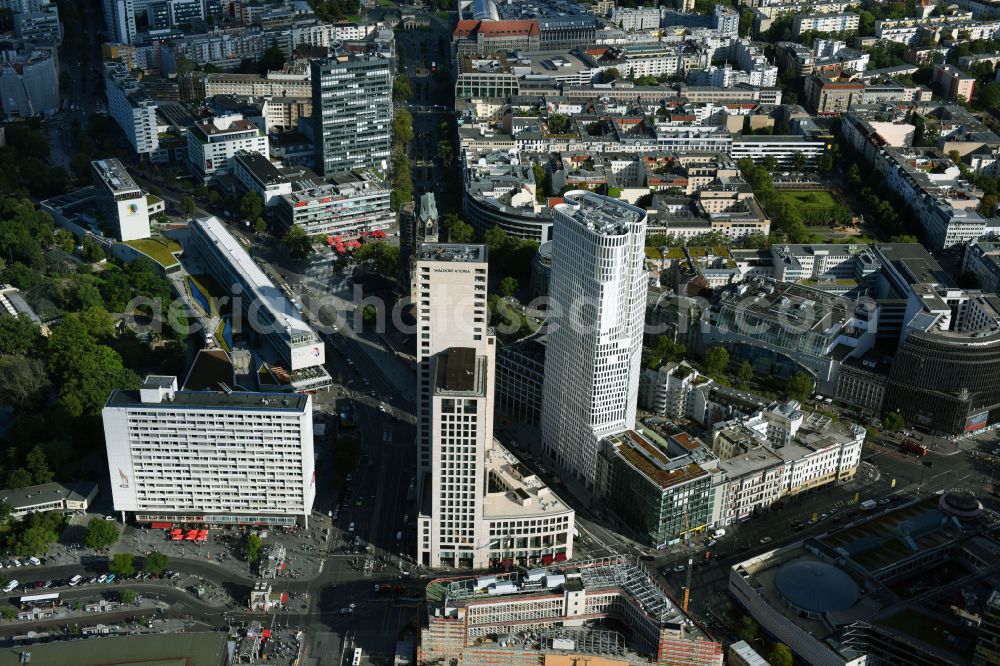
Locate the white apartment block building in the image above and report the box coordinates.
[611,5,663,31]
[91,158,150,242]
[540,192,647,486]
[187,114,269,182]
[104,62,158,156]
[102,376,315,527]
[792,13,860,37]
[103,0,136,44]
[414,244,574,569]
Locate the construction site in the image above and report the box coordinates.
[419,556,723,666]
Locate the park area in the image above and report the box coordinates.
[773,189,852,228]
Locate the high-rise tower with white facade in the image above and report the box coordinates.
[415,244,575,569]
[540,192,648,486]
[103,376,315,527]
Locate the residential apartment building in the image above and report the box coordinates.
[311,52,392,176]
[204,72,311,98]
[104,62,158,156]
[275,171,391,237]
[13,4,62,44]
[103,0,136,44]
[188,217,330,391]
[540,193,647,486]
[805,76,865,114]
[186,114,268,182]
[932,64,976,103]
[792,12,859,38]
[102,375,315,527]
[414,244,574,569]
[91,158,150,242]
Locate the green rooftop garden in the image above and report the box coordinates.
[124,237,182,268]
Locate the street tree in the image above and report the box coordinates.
[882,411,905,432]
[786,371,814,402]
[736,361,754,389]
[120,589,137,604]
[768,644,793,666]
[15,524,58,556]
[84,517,120,550]
[703,346,730,377]
[793,152,808,172]
[180,196,196,217]
[239,191,264,224]
[736,615,758,643]
[245,532,262,563]
[283,225,313,261]
[497,276,519,298]
[110,552,134,578]
[144,551,168,576]
[448,220,475,243]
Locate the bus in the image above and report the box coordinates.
[20,593,59,608]
[352,648,363,666]
[900,439,928,457]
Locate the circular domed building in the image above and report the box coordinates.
[774,560,859,620]
[938,490,983,520]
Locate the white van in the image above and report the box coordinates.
[28,556,41,566]
[348,522,356,533]
[712,529,726,539]
[68,574,84,587]
[3,580,18,593]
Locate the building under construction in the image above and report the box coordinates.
[419,556,723,666]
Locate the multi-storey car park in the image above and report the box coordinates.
[421,557,723,666]
[188,216,331,392]
[102,375,315,527]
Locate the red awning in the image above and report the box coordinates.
[554,552,568,562]
[151,522,173,529]
[171,534,183,540]
[542,555,554,564]
[280,592,289,604]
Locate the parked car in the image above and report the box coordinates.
[759,537,773,545]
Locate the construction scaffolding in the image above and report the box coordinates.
[578,557,679,623]
[540,628,626,656]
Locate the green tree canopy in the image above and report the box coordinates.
[245,532,262,563]
[239,191,264,223]
[144,550,168,576]
[703,345,730,377]
[497,276,519,298]
[110,552,134,578]
[283,225,313,261]
[786,371,814,402]
[882,411,905,432]
[84,517,120,550]
[768,643,793,666]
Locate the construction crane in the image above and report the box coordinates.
[681,506,694,612]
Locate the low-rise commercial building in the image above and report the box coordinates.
[275,171,391,237]
[188,216,330,391]
[0,481,98,519]
[230,151,292,207]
